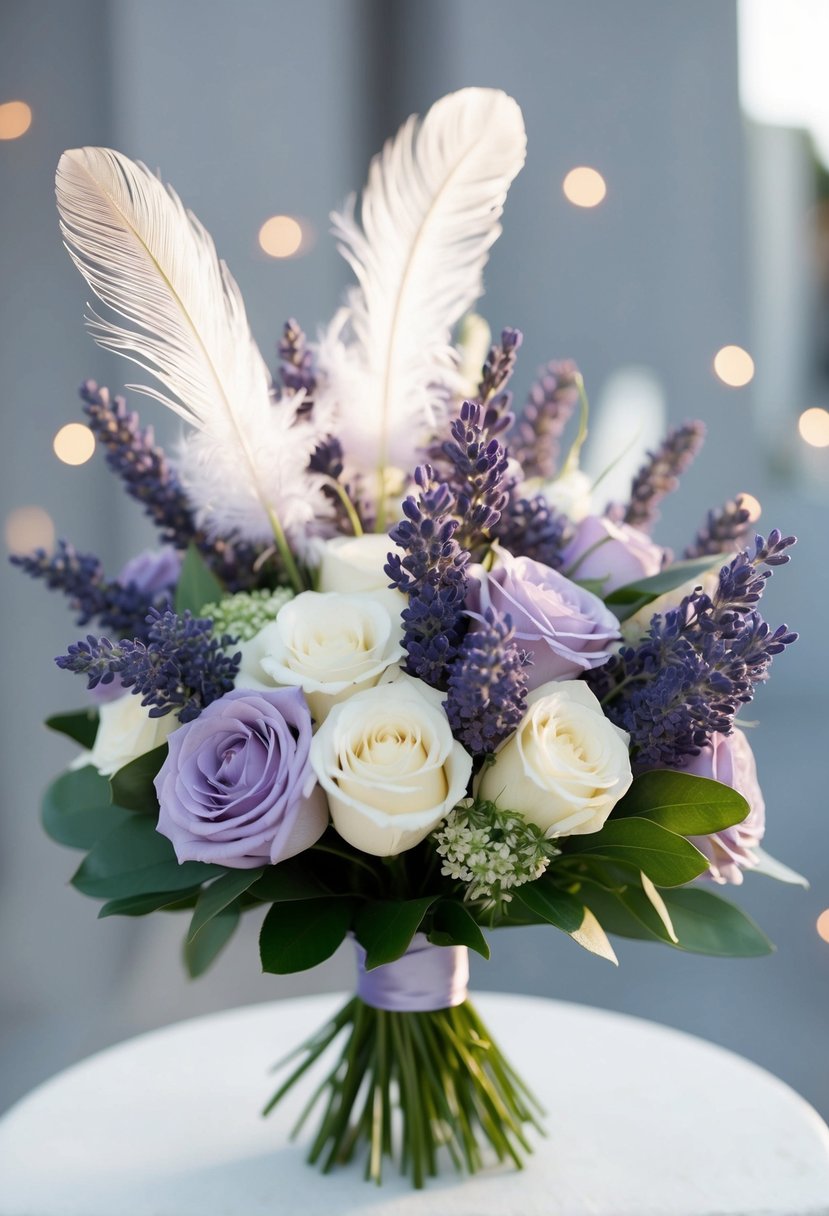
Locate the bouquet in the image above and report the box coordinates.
[15,88,804,1188]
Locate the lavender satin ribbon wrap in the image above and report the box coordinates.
[354,933,470,1012]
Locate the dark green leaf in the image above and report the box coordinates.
[45,709,99,749]
[660,888,774,957]
[109,744,167,812]
[354,896,437,970]
[184,900,240,977]
[174,544,224,616]
[98,888,203,918]
[248,860,326,903]
[605,554,721,621]
[428,900,490,959]
[577,879,666,942]
[512,880,585,933]
[42,765,130,850]
[612,770,749,835]
[187,868,264,943]
[260,897,355,974]
[72,815,222,899]
[567,816,709,886]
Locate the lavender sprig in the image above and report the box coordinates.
[492,493,573,569]
[56,608,241,722]
[441,400,512,554]
[11,540,162,638]
[591,531,797,766]
[80,381,260,591]
[617,421,706,532]
[444,608,530,754]
[308,436,374,534]
[278,318,316,403]
[684,496,753,559]
[386,466,470,687]
[509,359,580,480]
[477,327,523,413]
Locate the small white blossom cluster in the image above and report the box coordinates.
[202,587,294,641]
[434,800,560,907]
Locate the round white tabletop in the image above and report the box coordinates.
[0,992,827,1216]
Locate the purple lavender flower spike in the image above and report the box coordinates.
[510,359,580,480]
[441,400,512,553]
[493,494,573,569]
[278,318,317,403]
[615,421,706,533]
[477,327,523,418]
[444,607,529,755]
[684,496,753,559]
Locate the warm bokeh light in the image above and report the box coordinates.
[4,506,55,554]
[53,423,96,466]
[736,492,762,522]
[562,166,607,208]
[258,215,304,258]
[798,407,829,448]
[0,100,32,140]
[713,345,755,387]
[817,909,829,944]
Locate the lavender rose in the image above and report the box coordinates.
[155,687,328,868]
[561,514,664,593]
[685,727,765,885]
[467,548,620,688]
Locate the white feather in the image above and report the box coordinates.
[55,146,326,548]
[315,88,527,497]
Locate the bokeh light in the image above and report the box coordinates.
[258,215,305,258]
[736,492,762,521]
[0,100,32,140]
[562,167,607,208]
[713,345,755,387]
[798,407,829,448]
[4,506,55,554]
[53,423,96,466]
[817,909,829,944]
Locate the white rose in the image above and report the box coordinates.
[310,678,473,856]
[533,468,594,522]
[72,694,177,777]
[235,590,405,724]
[317,534,405,596]
[478,680,632,837]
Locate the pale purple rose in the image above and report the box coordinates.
[467,549,620,688]
[686,728,765,885]
[118,547,182,596]
[155,687,328,869]
[561,514,664,593]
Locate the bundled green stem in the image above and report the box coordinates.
[264,997,543,1188]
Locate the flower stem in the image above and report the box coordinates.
[267,507,306,594]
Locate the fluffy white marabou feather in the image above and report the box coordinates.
[55,147,325,547]
[316,88,527,495]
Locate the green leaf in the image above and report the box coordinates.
[174,544,224,616]
[41,765,131,850]
[605,554,721,621]
[98,888,203,918]
[660,888,774,957]
[577,880,666,943]
[184,900,240,977]
[187,868,264,943]
[260,897,355,974]
[428,900,490,959]
[248,860,326,903]
[354,896,437,970]
[612,770,749,836]
[45,709,99,749]
[109,743,167,812]
[512,880,585,933]
[568,816,709,886]
[71,815,222,899]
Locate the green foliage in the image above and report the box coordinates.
[566,816,709,886]
[511,880,585,933]
[613,770,749,835]
[71,814,221,900]
[187,868,265,943]
[98,889,203,918]
[354,897,437,970]
[605,554,721,621]
[428,900,490,959]
[248,860,326,903]
[174,544,224,616]
[109,743,167,812]
[45,709,99,749]
[42,765,131,850]
[259,897,356,974]
[184,901,241,977]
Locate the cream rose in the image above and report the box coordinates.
[235,590,404,724]
[310,678,473,856]
[72,693,177,777]
[317,534,405,596]
[478,680,632,837]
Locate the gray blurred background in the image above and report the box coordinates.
[1,0,828,1120]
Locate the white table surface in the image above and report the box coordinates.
[0,992,827,1216]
